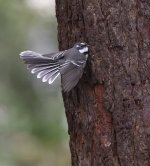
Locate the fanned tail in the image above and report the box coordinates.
[20,51,60,84]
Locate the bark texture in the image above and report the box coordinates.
[56,0,150,166]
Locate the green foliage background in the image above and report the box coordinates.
[0,0,70,166]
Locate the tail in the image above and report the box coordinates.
[20,51,60,84]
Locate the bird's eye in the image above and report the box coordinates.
[81,45,85,48]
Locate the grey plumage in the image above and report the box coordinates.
[60,62,83,92]
[20,51,60,85]
[20,43,89,92]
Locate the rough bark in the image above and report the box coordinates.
[56,0,150,166]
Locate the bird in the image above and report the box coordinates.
[20,42,89,92]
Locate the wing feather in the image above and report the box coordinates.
[60,62,84,92]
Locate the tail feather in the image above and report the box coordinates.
[20,50,60,84]
[37,69,51,79]
[27,63,58,70]
[48,71,60,84]
[31,65,59,74]
[37,66,59,79]
[42,69,59,82]
[20,51,42,58]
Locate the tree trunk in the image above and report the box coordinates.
[56,0,150,166]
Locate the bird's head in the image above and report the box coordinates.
[74,42,89,54]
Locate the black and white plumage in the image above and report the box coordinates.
[20,42,89,92]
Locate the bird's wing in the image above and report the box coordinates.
[43,51,66,60]
[20,50,64,84]
[60,61,84,92]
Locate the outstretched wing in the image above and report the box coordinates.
[20,50,64,84]
[60,61,84,92]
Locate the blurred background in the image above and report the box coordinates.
[0,0,70,166]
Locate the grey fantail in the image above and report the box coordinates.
[20,42,89,92]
